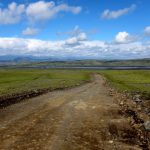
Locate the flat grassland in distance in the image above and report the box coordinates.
[100,70,150,99]
[0,69,91,98]
[0,69,150,100]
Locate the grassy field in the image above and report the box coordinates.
[0,69,91,97]
[0,69,150,100]
[100,70,150,99]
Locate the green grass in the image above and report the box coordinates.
[100,70,150,99]
[0,69,150,100]
[0,69,91,97]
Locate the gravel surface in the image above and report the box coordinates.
[0,75,142,150]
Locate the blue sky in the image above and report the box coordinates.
[0,0,150,59]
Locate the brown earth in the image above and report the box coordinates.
[0,74,143,150]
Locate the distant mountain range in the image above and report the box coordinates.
[0,55,51,62]
[0,55,150,67]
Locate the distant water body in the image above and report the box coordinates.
[26,66,150,70]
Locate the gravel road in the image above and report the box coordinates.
[0,75,141,150]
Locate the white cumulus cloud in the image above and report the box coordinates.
[78,32,87,41]
[65,32,87,45]
[65,26,87,45]
[115,31,135,44]
[144,26,150,36]
[0,37,149,59]
[101,4,136,19]
[0,2,25,24]
[0,1,82,24]
[65,37,79,45]
[22,27,39,35]
[26,1,82,22]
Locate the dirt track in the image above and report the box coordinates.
[0,75,141,150]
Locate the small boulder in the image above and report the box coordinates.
[144,121,150,131]
[119,101,124,106]
[144,108,150,115]
[133,94,142,103]
[108,140,113,144]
